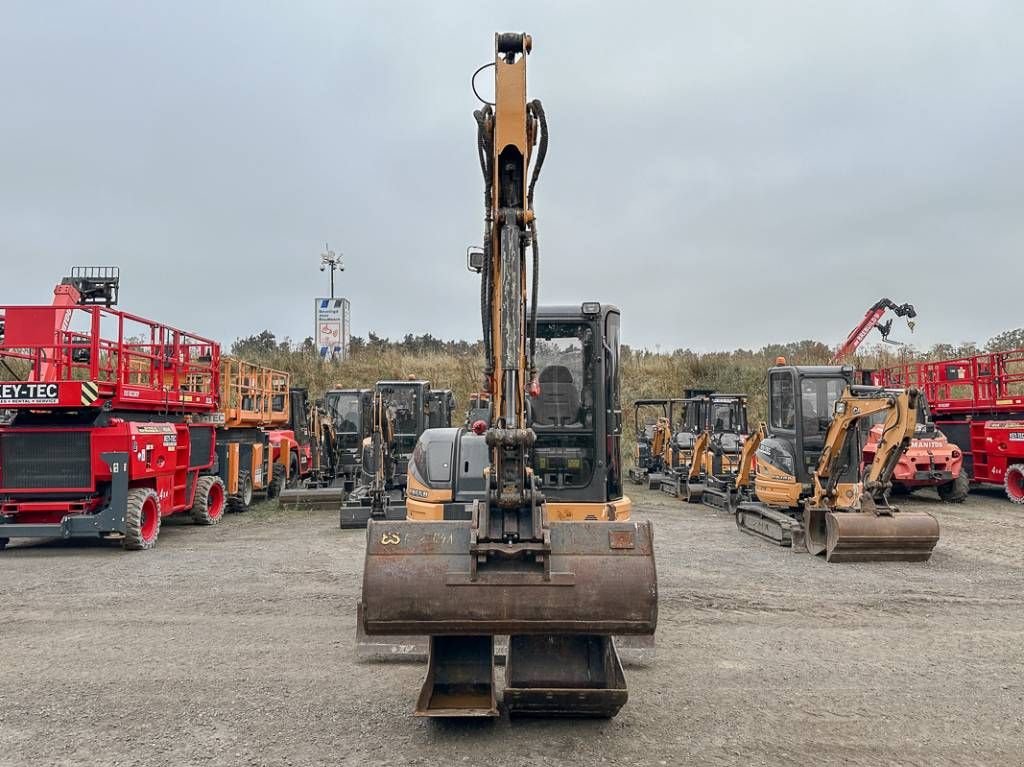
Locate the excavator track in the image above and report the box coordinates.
[735,502,802,547]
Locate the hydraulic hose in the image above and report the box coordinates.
[526,100,547,378]
[474,106,495,378]
[527,100,547,209]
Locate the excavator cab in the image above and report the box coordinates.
[428,389,457,429]
[374,380,431,487]
[628,399,670,485]
[658,397,700,496]
[702,393,749,474]
[754,366,854,507]
[529,304,629,519]
[681,393,751,510]
[324,388,373,490]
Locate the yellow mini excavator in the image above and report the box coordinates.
[627,399,673,487]
[339,390,407,528]
[359,33,657,719]
[684,421,766,513]
[657,397,702,496]
[734,361,940,562]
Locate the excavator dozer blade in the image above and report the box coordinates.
[340,503,407,529]
[503,635,627,718]
[804,507,940,563]
[361,519,658,637]
[700,486,740,514]
[659,476,682,497]
[278,487,349,510]
[683,481,705,504]
[415,636,498,717]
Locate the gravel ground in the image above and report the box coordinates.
[1,487,1022,766]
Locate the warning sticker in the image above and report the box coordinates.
[136,424,176,435]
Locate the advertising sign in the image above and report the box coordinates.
[315,298,350,359]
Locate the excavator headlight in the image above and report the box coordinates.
[466,246,485,273]
[581,302,600,316]
[834,401,847,415]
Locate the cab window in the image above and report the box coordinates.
[770,374,795,431]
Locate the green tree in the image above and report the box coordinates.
[986,328,1024,352]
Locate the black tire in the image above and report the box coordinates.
[228,471,254,512]
[286,455,300,489]
[889,483,911,497]
[123,487,161,551]
[190,475,227,525]
[1003,464,1024,504]
[937,472,970,503]
[267,464,285,499]
[0,537,9,551]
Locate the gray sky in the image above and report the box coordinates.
[1,2,1021,352]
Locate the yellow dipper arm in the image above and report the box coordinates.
[734,422,767,490]
[688,431,710,481]
[811,386,919,508]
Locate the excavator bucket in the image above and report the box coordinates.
[503,635,627,718]
[361,518,657,717]
[804,503,940,563]
[415,636,498,717]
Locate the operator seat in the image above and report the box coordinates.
[532,365,580,427]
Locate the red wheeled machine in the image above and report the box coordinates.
[875,348,1024,503]
[0,268,226,550]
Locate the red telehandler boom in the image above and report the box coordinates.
[832,298,917,363]
[832,298,967,502]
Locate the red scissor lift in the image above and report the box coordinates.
[876,349,1024,502]
[0,268,227,550]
